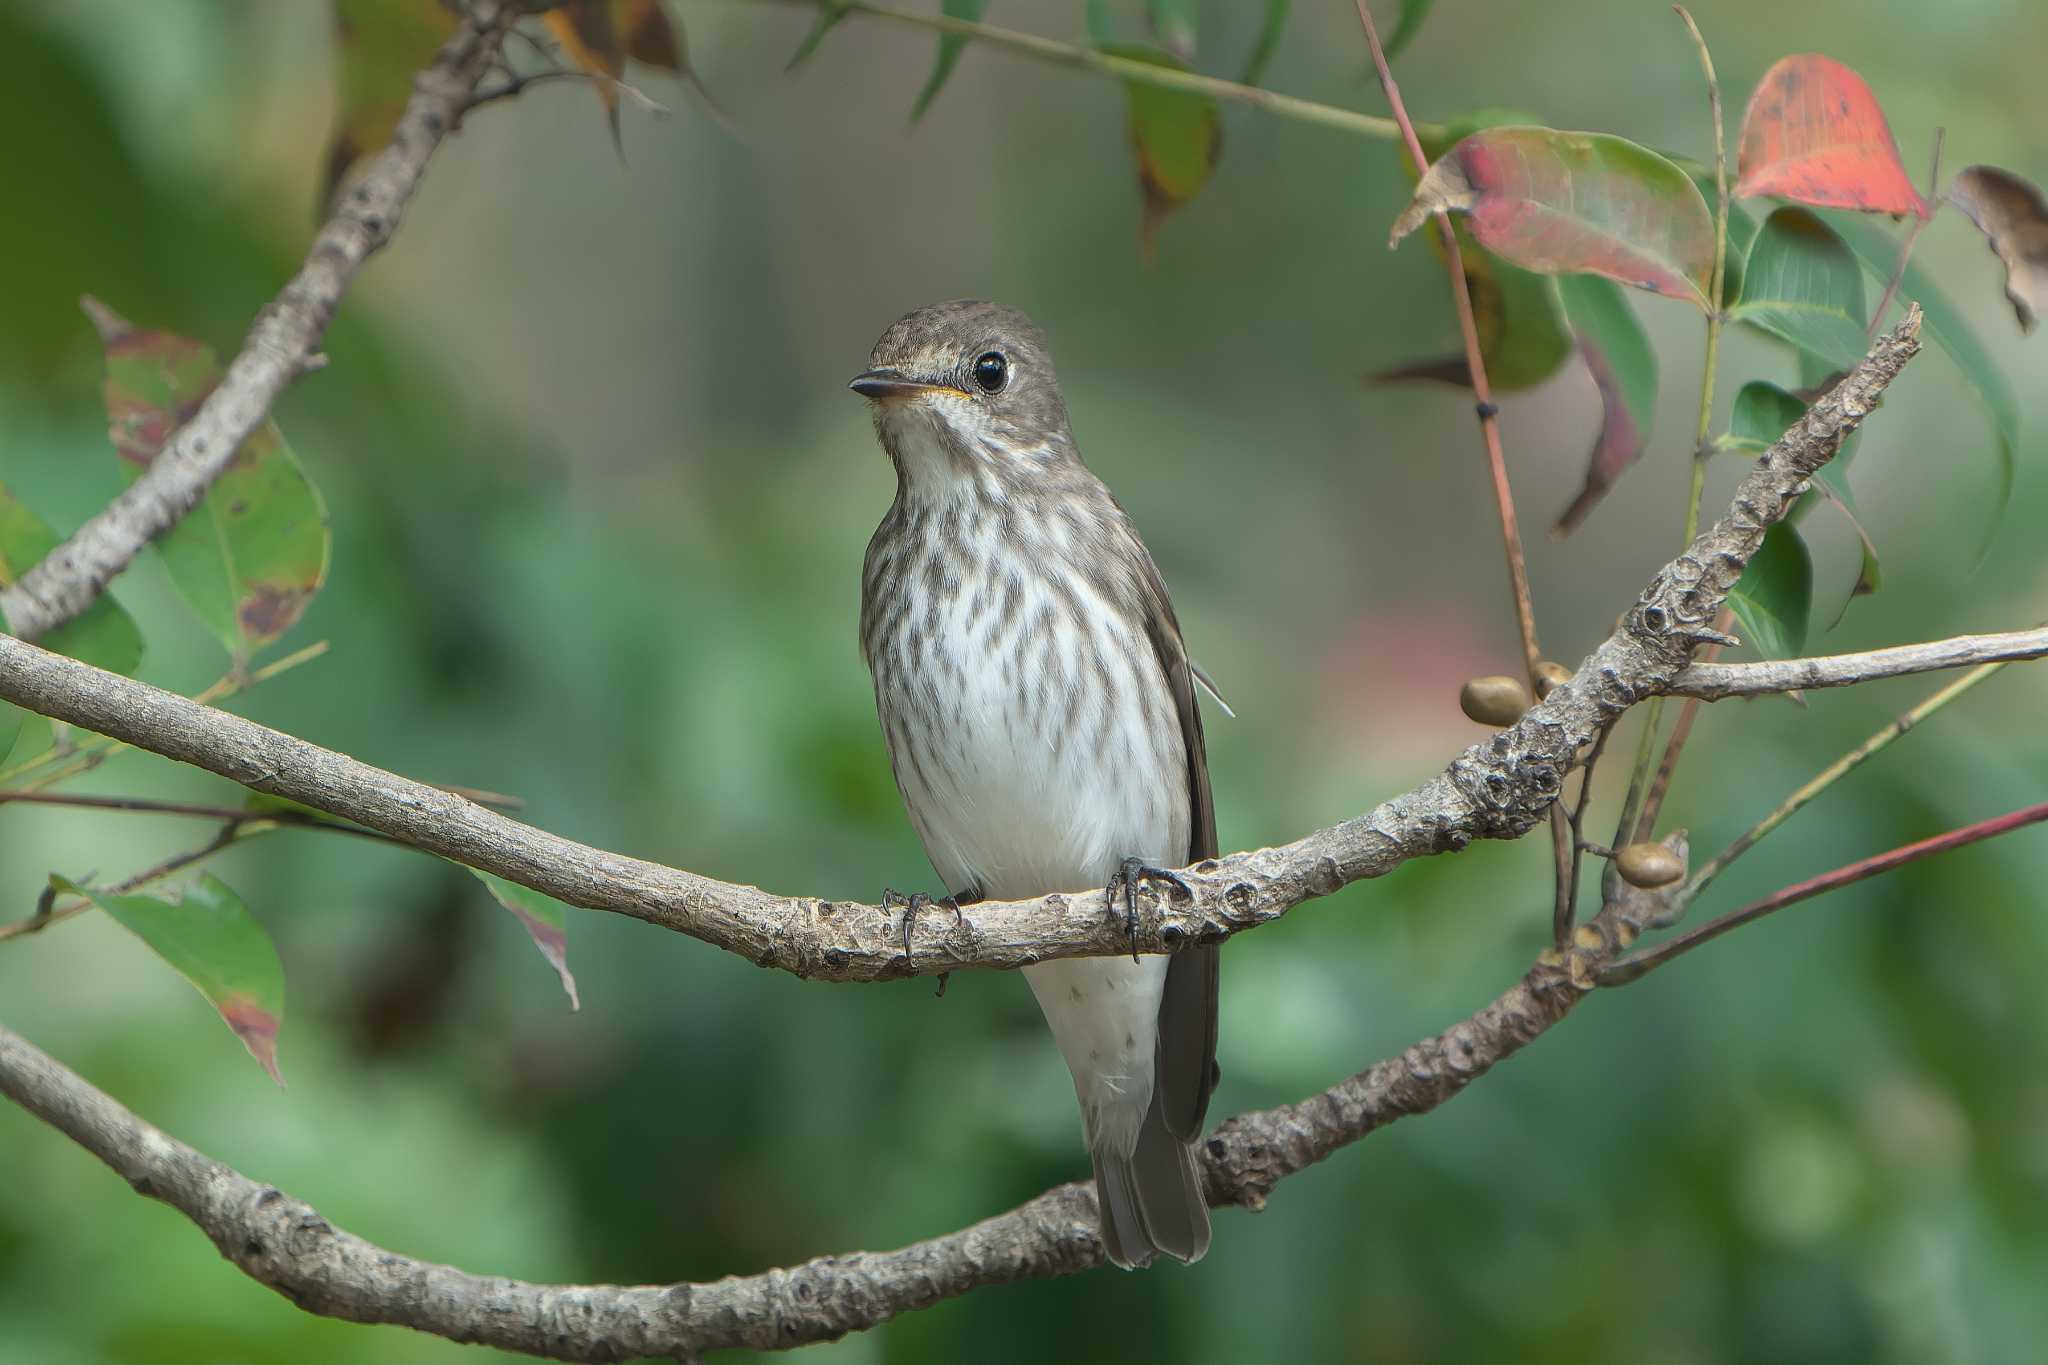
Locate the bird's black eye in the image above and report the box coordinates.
[971,351,1008,393]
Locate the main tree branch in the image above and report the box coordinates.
[0,314,1925,982]
[0,1,517,642]
[0,855,1679,1360]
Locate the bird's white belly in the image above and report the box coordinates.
[871,519,1192,1155]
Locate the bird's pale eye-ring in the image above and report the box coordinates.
[971,351,1009,394]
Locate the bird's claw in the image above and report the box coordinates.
[882,887,966,970]
[1104,858,1191,964]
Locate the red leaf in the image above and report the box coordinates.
[1734,55,1927,218]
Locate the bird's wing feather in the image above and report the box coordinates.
[1136,553,1221,1141]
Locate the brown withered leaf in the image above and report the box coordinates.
[1947,164,2048,332]
[541,0,724,146]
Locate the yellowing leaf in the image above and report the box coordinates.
[1101,44,1223,262]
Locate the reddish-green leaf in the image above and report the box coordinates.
[1734,55,1927,218]
[1390,127,1716,309]
[471,869,580,1009]
[1102,44,1223,262]
[910,0,990,123]
[1947,164,2048,333]
[57,874,286,1085]
[1732,207,1868,368]
[87,299,330,662]
[1551,274,1657,536]
[1374,111,1575,393]
[324,0,456,208]
[1728,522,1813,661]
[0,482,145,763]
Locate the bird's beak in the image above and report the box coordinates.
[849,368,953,401]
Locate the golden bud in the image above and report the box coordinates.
[1614,842,1685,889]
[1459,675,1529,727]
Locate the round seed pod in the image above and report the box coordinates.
[1533,661,1573,698]
[1614,842,1685,889]
[1459,675,1529,727]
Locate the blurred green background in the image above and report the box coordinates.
[2,2,2046,1362]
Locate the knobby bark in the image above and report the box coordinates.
[0,1,517,641]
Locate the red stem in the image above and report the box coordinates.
[1354,1,1542,685]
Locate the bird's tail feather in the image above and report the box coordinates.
[1094,1091,1210,1270]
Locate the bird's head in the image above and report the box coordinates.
[851,300,1076,493]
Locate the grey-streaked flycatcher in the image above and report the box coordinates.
[851,301,1220,1269]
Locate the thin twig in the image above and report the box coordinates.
[1869,127,1945,335]
[1602,798,2048,984]
[1354,1,1541,684]
[0,824,259,945]
[1559,726,1612,938]
[1685,658,2011,898]
[0,790,396,842]
[1626,8,1731,850]
[768,0,1411,143]
[1670,625,2047,701]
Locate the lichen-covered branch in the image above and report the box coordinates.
[0,1,517,642]
[0,312,1925,983]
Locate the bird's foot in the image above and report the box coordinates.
[881,887,968,971]
[1103,858,1192,963]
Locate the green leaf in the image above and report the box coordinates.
[1238,0,1287,86]
[1724,379,1808,455]
[1727,380,1880,620]
[785,2,851,69]
[1145,0,1196,60]
[0,480,146,763]
[908,0,989,123]
[1100,44,1223,262]
[58,874,286,1085]
[470,869,580,1009]
[1728,523,1813,661]
[88,299,330,662]
[1552,274,1657,535]
[1829,211,2015,565]
[1382,0,1434,59]
[1732,207,1868,368]
[1391,127,1717,309]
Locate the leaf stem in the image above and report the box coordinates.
[1601,796,2048,985]
[1354,0,1541,684]
[1626,8,1728,844]
[765,0,1414,144]
[0,789,397,842]
[0,824,269,945]
[1868,126,1944,336]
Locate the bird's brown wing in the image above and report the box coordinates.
[1139,558,1221,1142]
